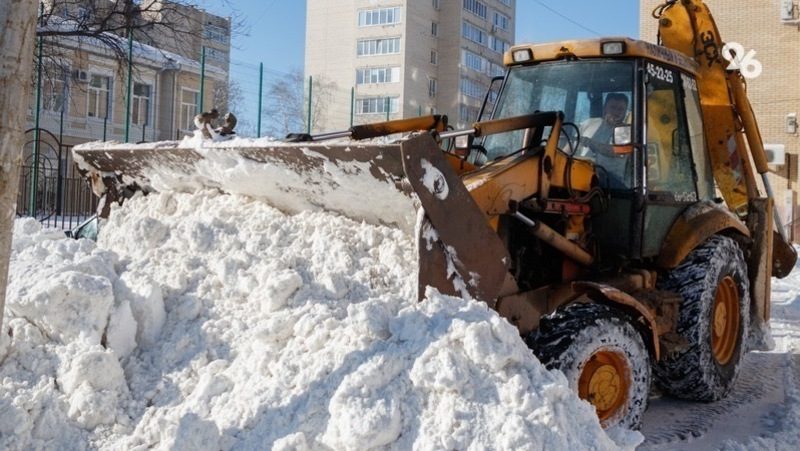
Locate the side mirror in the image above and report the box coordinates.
[612,125,633,155]
[613,125,632,145]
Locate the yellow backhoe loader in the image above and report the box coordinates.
[73,0,797,429]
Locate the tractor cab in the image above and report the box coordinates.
[476,38,717,265]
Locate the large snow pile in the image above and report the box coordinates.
[1,191,637,450]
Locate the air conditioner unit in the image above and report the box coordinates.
[490,25,498,34]
[765,144,786,165]
[73,70,88,82]
[781,0,795,21]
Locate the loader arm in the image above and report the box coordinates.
[655,0,797,275]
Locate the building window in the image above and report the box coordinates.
[205,47,227,66]
[463,0,487,19]
[356,67,401,85]
[356,97,399,115]
[204,24,229,44]
[357,37,401,56]
[88,74,110,119]
[489,36,510,54]
[132,83,151,126]
[180,88,199,131]
[460,77,485,99]
[43,65,68,113]
[462,48,489,74]
[493,12,510,30]
[358,7,402,26]
[462,21,488,46]
[431,22,439,37]
[498,0,512,6]
[490,62,505,77]
[433,0,441,10]
[431,49,438,65]
[429,78,437,98]
[460,104,480,122]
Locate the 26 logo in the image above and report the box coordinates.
[722,42,763,79]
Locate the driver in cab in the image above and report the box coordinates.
[577,93,631,188]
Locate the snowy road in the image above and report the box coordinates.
[642,351,798,449]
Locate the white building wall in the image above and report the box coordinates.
[306,0,516,132]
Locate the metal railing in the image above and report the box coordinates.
[16,164,98,231]
[16,127,100,231]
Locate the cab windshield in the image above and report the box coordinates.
[480,60,635,188]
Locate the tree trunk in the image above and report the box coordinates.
[0,0,39,327]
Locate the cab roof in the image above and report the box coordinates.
[504,37,699,75]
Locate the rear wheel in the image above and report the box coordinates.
[528,303,651,429]
[655,235,750,401]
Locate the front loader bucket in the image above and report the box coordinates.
[401,134,514,304]
[72,140,418,231]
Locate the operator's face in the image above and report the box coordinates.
[604,99,628,125]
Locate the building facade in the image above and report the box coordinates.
[640,0,800,241]
[305,0,516,132]
[30,0,231,148]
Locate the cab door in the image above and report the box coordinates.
[640,62,714,257]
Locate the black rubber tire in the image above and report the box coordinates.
[654,235,750,402]
[527,303,651,430]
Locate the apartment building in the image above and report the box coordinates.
[30,0,231,149]
[142,1,232,71]
[640,0,800,240]
[305,0,516,132]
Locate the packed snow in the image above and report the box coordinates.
[72,136,418,232]
[0,192,639,450]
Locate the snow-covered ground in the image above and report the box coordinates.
[640,259,800,450]
[2,188,800,449]
[0,192,638,450]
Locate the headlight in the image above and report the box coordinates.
[601,41,626,55]
[512,49,533,63]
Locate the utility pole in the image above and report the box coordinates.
[29,2,44,216]
[257,62,263,137]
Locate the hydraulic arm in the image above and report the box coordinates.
[655,0,797,274]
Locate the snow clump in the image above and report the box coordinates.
[0,192,639,450]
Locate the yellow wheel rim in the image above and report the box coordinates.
[578,350,630,423]
[712,276,740,365]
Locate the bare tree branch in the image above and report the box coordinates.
[38,1,239,65]
[263,69,338,137]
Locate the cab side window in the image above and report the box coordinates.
[645,63,697,200]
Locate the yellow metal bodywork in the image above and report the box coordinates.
[658,203,750,269]
[462,149,595,218]
[505,37,699,76]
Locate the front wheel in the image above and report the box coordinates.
[527,303,651,430]
[654,235,750,401]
